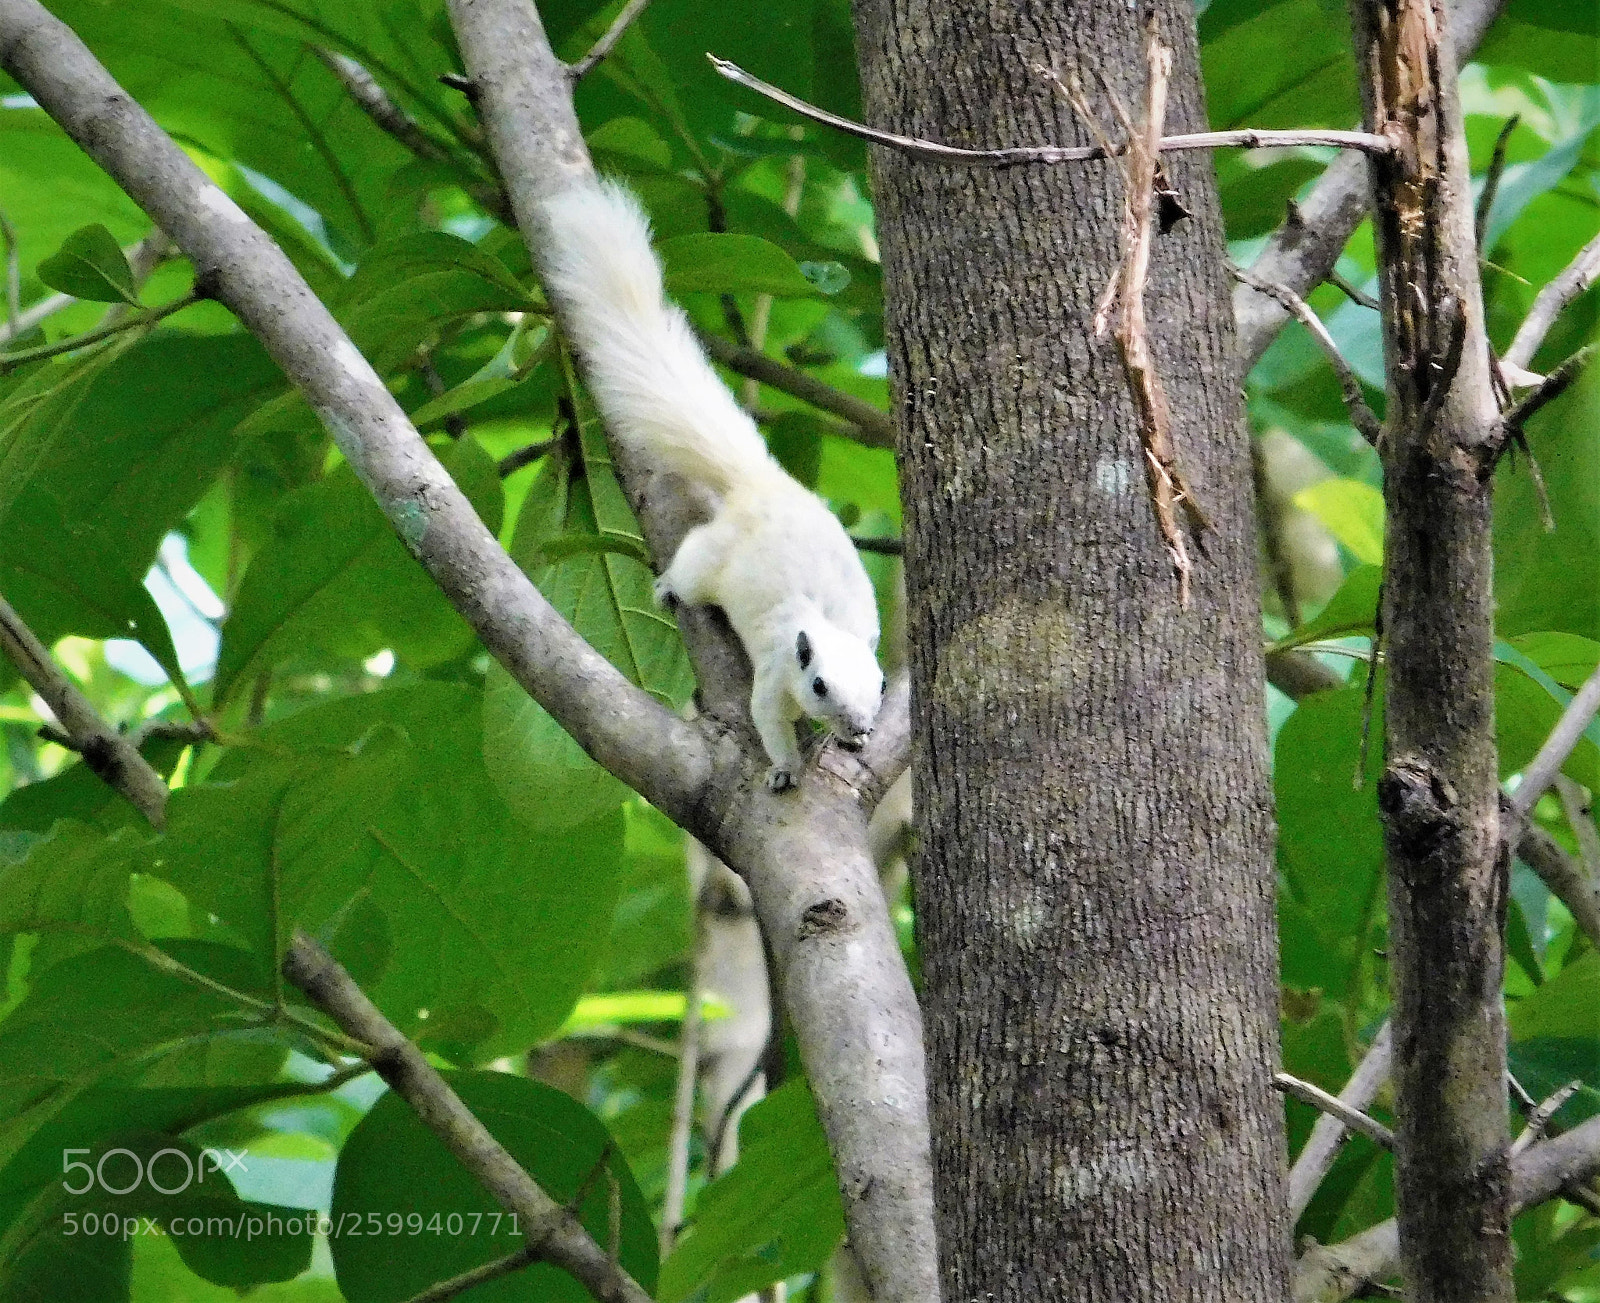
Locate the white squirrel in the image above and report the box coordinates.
[541,179,885,791]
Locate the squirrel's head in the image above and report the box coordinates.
[794,627,885,745]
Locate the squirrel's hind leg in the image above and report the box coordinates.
[655,517,730,609]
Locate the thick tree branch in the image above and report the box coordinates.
[708,55,1394,165]
[697,329,897,449]
[1234,0,1507,368]
[1504,230,1600,372]
[1514,823,1600,950]
[283,933,651,1303]
[1286,1023,1392,1221]
[1353,0,1510,1296]
[1294,1116,1600,1303]
[0,591,171,827]
[0,0,715,831]
[441,3,936,1297]
[1508,658,1600,822]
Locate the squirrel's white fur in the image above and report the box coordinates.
[543,179,884,790]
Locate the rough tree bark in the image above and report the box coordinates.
[852,1,1291,1297]
[1351,0,1511,1299]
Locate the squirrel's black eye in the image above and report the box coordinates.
[812,678,827,697]
[880,675,888,694]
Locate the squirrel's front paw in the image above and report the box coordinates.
[652,576,679,610]
[766,767,796,793]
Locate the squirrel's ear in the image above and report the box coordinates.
[796,630,812,668]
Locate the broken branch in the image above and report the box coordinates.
[707,56,1393,168]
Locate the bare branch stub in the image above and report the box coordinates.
[1229,262,1383,445]
[568,0,654,81]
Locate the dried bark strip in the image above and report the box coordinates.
[1351,0,1511,1298]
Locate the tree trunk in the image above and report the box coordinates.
[1351,1,1512,1298]
[852,1,1292,1298]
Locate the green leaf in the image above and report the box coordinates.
[0,942,257,1172]
[147,741,409,990]
[1270,565,1382,653]
[1495,364,1600,640]
[1274,685,1385,999]
[557,989,731,1034]
[338,232,533,371]
[36,224,139,304]
[658,1081,845,1303]
[1507,632,1600,690]
[1512,951,1600,1041]
[200,684,625,1054]
[0,333,282,679]
[1494,639,1600,791]
[0,1131,311,1300]
[213,437,503,701]
[484,396,693,828]
[1293,479,1385,565]
[661,233,825,298]
[330,1072,657,1302]
[0,821,142,946]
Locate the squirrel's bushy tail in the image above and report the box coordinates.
[541,180,773,494]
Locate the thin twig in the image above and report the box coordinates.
[1230,264,1382,444]
[0,291,200,374]
[568,0,653,80]
[851,535,904,556]
[1512,1081,1582,1157]
[660,984,703,1256]
[1474,114,1519,251]
[498,436,561,477]
[397,1246,539,1303]
[1287,1023,1393,1221]
[1505,231,1600,371]
[1509,657,1600,822]
[706,56,1393,167]
[1515,824,1600,953]
[1556,776,1600,880]
[0,207,19,332]
[0,591,171,826]
[314,48,445,161]
[707,1057,764,1175]
[1326,268,1380,311]
[1274,1071,1396,1152]
[282,933,654,1303]
[1491,342,1597,462]
[1074,20,1207,604]
[697,329,896,449]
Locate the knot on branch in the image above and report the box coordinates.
[798,897,852,939]
[1378,755,1461,864]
